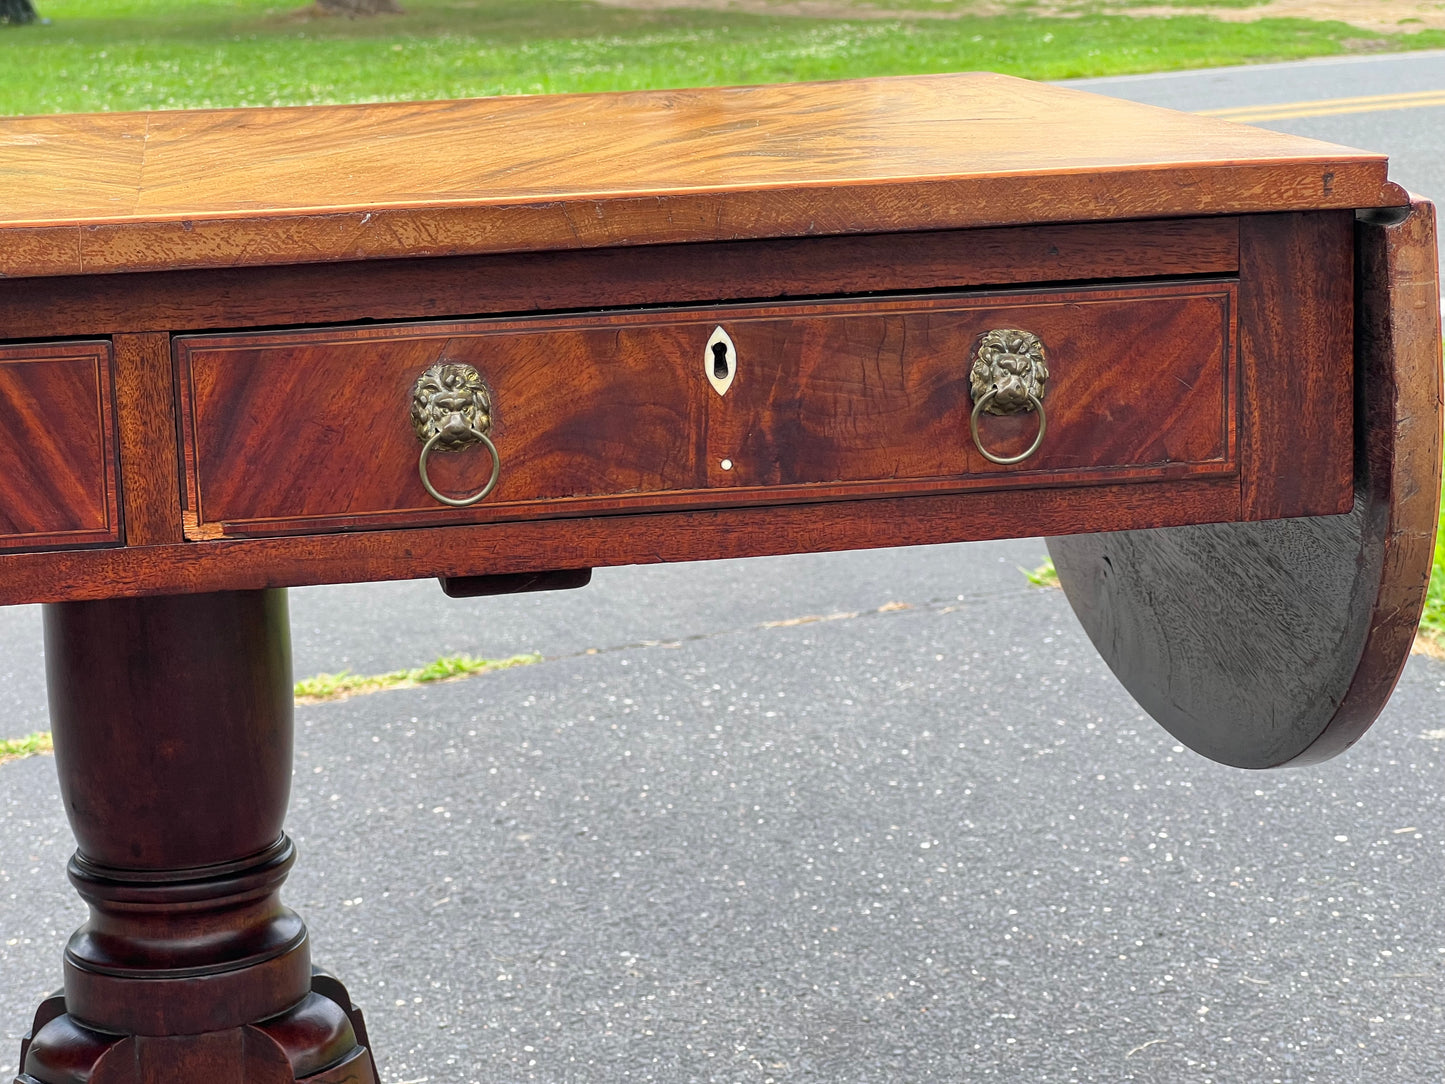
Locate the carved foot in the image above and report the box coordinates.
[15,974,378,1084]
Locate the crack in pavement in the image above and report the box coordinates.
[551,584,1047,663]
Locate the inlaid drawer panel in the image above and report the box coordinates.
[175,280,1235,539]
[710,283,1235,491]
[0,341,118,550]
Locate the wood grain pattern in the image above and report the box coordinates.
[1238,211,1356,520]
[176,316,710,536]
[0,74,1398,278]
[0,218,1240,341]
[0,478,1243,606]
[175,283,1235,539]
[0,112,148,220]
[0,341,119,550]
[711,284,1233,489]
[113,333,183,546]
[1046,199,1442,769]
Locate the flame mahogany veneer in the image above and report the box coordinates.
[173,282,1239,541]
[0,73,1437,1082]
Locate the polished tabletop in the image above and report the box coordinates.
[0,72,1398,278]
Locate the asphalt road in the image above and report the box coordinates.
[2,50,1444,1084]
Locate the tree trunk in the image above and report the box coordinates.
[313,0,401,15]
[0,0,38,25]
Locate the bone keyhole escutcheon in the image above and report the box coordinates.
[705,326,736,396]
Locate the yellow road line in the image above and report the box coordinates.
[1202,89,1445,122]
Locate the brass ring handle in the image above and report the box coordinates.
[969,388,1047,466]
[418,427,501,507]
[411,361,500,507]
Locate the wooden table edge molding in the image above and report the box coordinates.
[0,72,1439,1084]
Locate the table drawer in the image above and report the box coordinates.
[0,341,119,550]
[175,281,1235,540]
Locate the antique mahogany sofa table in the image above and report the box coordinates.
[0,74,1439,1082]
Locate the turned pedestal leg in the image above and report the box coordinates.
[15,590,378,1084]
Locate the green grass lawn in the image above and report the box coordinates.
[3,0,1445,114]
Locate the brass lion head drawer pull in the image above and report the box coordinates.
[411,362,501,507]
[969,328,1049,466]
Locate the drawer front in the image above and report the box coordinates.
[0,341,119,550]
[176,281,1235,539]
